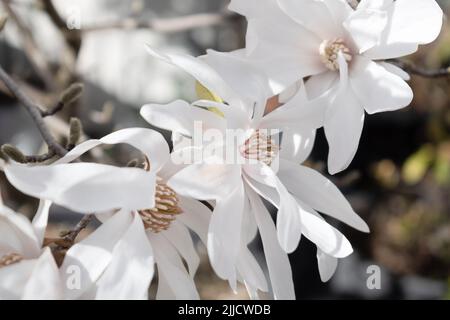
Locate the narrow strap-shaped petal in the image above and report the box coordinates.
[246,185,295,300]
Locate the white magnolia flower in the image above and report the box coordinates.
[230,0,443,173]
[0,188,141,300]
[141,48,369,298]
[0,191,61,299]
[4,128,267,299]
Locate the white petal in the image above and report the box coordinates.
[344,8,387,53]
[176,196,211,245]
[324,86,365,174]
[207,181,244,288]
[22,248,62,300]
[317,249,339,282]
[241,197,258,244]
[236,245,269,293]
[305,71,338,100]
[246,185,295,300]
[259,84,327,131]
[350,56,413,114]
[60,210,132,299]
[0,205,40,258]
[168,163,241,200]
[32,200,51,247]
[95,213,154,300]
[150,233,199,300]
[5,162,156,213]
[145,45,241,106]
[385,0,443,45]
[364,0,443,59]
[244,164,301,253]
[202,49,272,118]
[163,221,199,277]
[56,128,170,173]
[0,259,35,299]
[140,100,225,138]
[279,127,316,164]
[296,199,353,258]
[278,160,369,232]
[277,0,342,39]
[378,62,411,81]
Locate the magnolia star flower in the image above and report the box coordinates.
[229,0,443,174]
[0,191,61,299]
[140,47,369,298]
[4,128,267,299]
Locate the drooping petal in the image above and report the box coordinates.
[150,233,199,300]
[278,159,369,232]
[207,181,245,289]
[350,56,413,114]
[324,86,365,175]
[22,248,62,300]
[244,163,301,253]
[236,245,269,294]
[317,249,339,282]
[60,210,132,299]
[163,221,200,277]
[295,199,353,258]
[246,185,295,300]
[95,213,154,300]
[5,162,156,213]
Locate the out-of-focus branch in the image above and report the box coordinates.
[1,0,56,89]
[0,65,67,156]
[390,59,450,78]
[76,12,240,34]
[41,0,81,54]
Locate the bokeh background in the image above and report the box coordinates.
[0,0,449,299]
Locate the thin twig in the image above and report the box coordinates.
[41,101,64,117]
[1,0,56,89]
[61,214,94,244]
[24,150,55,163]
[390,59,450,78]
[0,65,67,156]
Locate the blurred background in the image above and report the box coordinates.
[0,0,449,299]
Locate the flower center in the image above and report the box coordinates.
[0,253,23,268]
[240,130,279,166]
[319,39,352,71]
[138,177,182,233]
